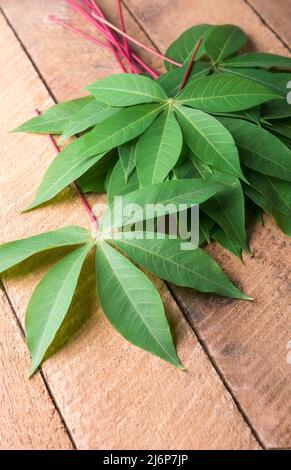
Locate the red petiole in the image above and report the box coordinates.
[178,36,203,91]
[34,109,99,231]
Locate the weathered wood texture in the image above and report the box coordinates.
[0,288,72,449]
[247,0,291,49]
[0,3,260,450]
[126,0,291,448]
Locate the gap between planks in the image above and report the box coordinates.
[122,0,265,448]
[0,1,266,449]
[243,0,291,52]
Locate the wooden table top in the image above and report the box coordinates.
[0,0,290,450]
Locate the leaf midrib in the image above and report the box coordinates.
[99,242,177,363]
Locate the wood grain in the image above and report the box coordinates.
[0,4,259,449]
[0,288,72,449]
[247,0,291,48]
[126,0,291,448]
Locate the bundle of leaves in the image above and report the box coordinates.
[1,22,291,374]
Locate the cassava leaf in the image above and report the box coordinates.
[25,242,93,375]
[265,118,291,140]
[212,227,242,258]
[76,150,117,194]
[199,212,216,244]
[28,104,164,209]
[100,178,223,231]
[86,73,168,106]
[201,172,248,251]
[27,151,107,210]
[111,234,250,299]
[244,167,291,217]
[136,109,183,185]
[222,52,291,69]
[245,186,291,236]
[164,24,214,71]
[107,159,139,204]
[176,105,245,180]
[96,241,182,368]
[59,99,120,143]
[158,63,210,97]
[0,226,91,273]
[218,67,290,97]
[78,172,106,194]
[261,100,291,120]
[15,96,93,134]
[176,75,280,112]
[118,140,137,183]
[218,117,291,182]
[205,24,247,63]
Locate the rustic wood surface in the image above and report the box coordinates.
[0,289,73,449]
[0,0,290,449]
[247,0,291,50]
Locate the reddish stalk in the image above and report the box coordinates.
[34,109,99,230]
[88,0,130,72]
[132,53,159,79]
[178,36,203,91]
[91,12,182,67]
[117,0,130,59]
[64,0,127,72]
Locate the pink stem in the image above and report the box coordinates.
[64,0,127,72]
[91,12,182,67]
[132,52,159,78]
[117,1,130,60]
[178,36,203,91]
[34,109,99,230]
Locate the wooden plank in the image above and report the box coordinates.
[247,0,291,48]
[0,288,73,449]
[126,0,291,449]
[0,3,260,450]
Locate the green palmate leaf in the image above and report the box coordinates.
[107,159,139,204]
[77,150,117,194]
[176,105,245,180]
[96,241,182,368]
[111,234,249,299]
[28,104,164,209]
[212,227,242,258]
[100,178,223,230]
[176,75,279,112]
[118,140,137,183]
[210,107,261,125]
[191,155,214,179]
[265,118,291,140]
[158,62,210,98]
[164,24,214,71]
[199,212,216,244]
[15,96,93,134]
[59,100,120,143]
[222,52,291,69]
[173,158,200,179]
[27,151,107,210]
[245,186,291,236]
[0,226,91,273]
[219,117,291,182]
[205,25,247,63]
[201,172,248,250]
[244,167,291,217]
[136,109,182,186]
[261,100,291,120]
[219,67,290,97]
[25,242,93,375]
[86,73,168,106]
